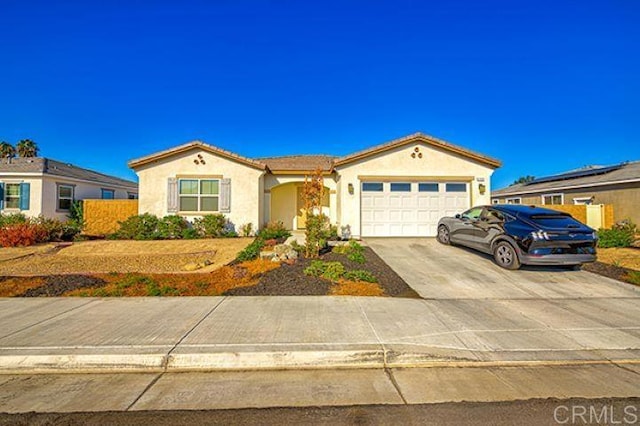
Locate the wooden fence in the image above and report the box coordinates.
[83,199,139,235]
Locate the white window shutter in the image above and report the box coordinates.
[167,178,179,213]
[220,178,231,213]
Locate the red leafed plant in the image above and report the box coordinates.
[0,223,49,247]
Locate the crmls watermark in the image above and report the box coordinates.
[554,404,638,424]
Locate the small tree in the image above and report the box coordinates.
[17,139,39,157]
[303,168,330,258]
[512,175,535,185]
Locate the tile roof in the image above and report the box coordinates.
[258,155,336,172]
[0,157,138,189]
[492,161,640,196]
[333,132,502,168]
[128,141,266,170]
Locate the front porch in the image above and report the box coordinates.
[265,180,336,231]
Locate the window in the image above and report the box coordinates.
[362,182,383,192]
[506,197,521,205]
[390,183,411,192]
[179,178,219,212]
[461,207,483,221]
[101,189,115,199]
[573,197,593,205]
[418,183,439,192]
[4,183,21,209]
[57,185,74,211]
[128,192,138,200]
[541,193,563,205]
[446,183,467,192]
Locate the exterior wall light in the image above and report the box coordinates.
[348,183,354,194]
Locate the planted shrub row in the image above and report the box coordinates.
[597,220,637,248]
[109,213,243,240]
[0,213,82,247]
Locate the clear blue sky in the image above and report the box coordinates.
[1,0,638,189]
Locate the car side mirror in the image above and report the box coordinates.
[455,214,461,219]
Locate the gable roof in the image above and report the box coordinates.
[128,141,266,170]
[493,161,640,197]
[0,157,138,189]
[258,155,336,172]
[333,132,502,168]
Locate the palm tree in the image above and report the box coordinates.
[16,139,39,157]
[0,141,16,160]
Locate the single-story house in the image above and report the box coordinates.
[491,161,640,225]
[128,132,501,238]
[0,157,138,221]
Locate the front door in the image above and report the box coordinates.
[296,186,307,229]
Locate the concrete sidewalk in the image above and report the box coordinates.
[1,296,639,373]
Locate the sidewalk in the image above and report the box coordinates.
[1,296,639,373]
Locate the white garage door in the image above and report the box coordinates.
[361,181,470,237]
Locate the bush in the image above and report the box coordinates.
[157,215,189,239]
[113,214,161,240]
[0,222,48,247]
[32,216,81,242]
[194,214,229,238]
[333,240,366,263]
[0,213,28,227]
[240,223,254,237]
[303,260,345,282]
[344,270,377,283]
[303,260,327,277]
[236,238,266,262]
[258,221,291,240]
[598,220,636,248]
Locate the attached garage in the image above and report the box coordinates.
[360,181,470,237]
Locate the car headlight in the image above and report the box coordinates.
[530,230,549,241]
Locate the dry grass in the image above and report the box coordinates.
[330,279,385,296]
[0,238,252,275]
[597,247,640,271]
[0,244,57,262]
[0,277,46,297]
[62,259,281,297]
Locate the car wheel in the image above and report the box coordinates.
[437,225,450,245]
[493,242,521,270]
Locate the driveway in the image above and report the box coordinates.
[366,238,640,300]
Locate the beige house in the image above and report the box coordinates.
[129,132,500,237]
[491,161,640,225]
[0,157,138,221]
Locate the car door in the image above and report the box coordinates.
[450,207,483,247]
[475,207,506,254]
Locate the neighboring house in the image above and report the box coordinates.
[491,161,640,225]
[128,132,501,237]
[0,157,138,221]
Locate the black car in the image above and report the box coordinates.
[437,204,597,270]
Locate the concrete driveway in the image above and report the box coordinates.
[366,238,640,300]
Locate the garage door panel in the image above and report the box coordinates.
[361,181,470,237]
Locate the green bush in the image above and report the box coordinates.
[303,260,327,277]
[112,214,161,240]
[236,238,266,262]
[322,261,345,281]
[32,216,81,242]
[0,213,28,227]
[333,240,366,263]
[240,223,254,237]
[344,270,377,283]
[258,221,291,240]
[194,214,229,238]
[181,228,199,239]
[157,215,189,239]
[598,220,636,248]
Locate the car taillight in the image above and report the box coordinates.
[530,230,549,241]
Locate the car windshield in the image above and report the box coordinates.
[528,214,583,228]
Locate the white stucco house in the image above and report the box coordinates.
[0,157,138,221]
[128,132,501,238]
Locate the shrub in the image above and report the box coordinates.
[236,238,266,262]
[32,216,81,242]
[113,214,161,240]
[303,260,345,282]
[157,215,189,239]
[68,200,85,230]
[258,221,291,240]
[303,260,328,277]
[0,213,28,227]
[194,214,228,238]
[0,222,48,247]
[598,220,636,248]
[333,240,366,264]
[181,228,199,239]
[240,223,254,237]
[344,270,377,283]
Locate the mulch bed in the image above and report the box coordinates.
[582,261,639,285]
[15,275,107,297]
[225,247,420,298]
